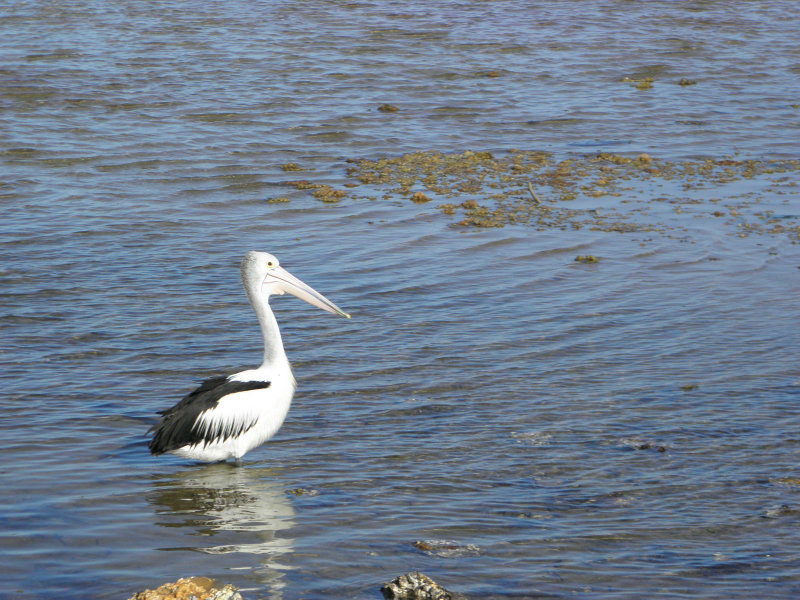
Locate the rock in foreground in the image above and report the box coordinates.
[381,572,467,600]
[128,577,242,600]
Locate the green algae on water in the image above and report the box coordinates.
[274,150,800,242]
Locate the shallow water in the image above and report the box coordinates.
[1,1,800,599]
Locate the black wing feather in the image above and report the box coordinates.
[148,375,271,455]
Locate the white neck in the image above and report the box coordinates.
[251,291,288,369]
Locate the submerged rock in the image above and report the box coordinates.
[128,577,243,600]
[763,504,800,518]
[381,572,467,600]
[131,573,467,600]
[412,539,481,558]
[619,437,667,453]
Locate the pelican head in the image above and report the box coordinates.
[241,251,350,318]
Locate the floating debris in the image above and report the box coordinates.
[311,185,347,203]
[679,78,698,86]
[378,104,399,112]
[623,76,654,90]
[280,162,304,172]
[285,179,348,203]
[128,577,242,600]
[286,179,318,190]
[526,181,541,205]
[681,383,699,391]
[411,191,431,203]
[574,255,599,263]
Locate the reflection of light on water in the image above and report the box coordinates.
[149,463,295,597]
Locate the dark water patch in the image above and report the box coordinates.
[183,112,257,123]
[1,147,44,158]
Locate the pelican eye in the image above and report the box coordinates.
[266,260,276,268]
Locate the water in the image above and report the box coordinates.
[1,1,799,598]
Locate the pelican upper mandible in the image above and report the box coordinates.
[148,251,350,464]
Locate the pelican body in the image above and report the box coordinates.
[148,251,349,463]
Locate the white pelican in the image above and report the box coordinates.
[148,251,350,464]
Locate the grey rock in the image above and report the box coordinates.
[381,572,467,600]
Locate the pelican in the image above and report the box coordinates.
[148,251,349,464]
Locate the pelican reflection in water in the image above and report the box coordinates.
[149,463,295,592]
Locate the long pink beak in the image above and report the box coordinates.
[266,266,350,319]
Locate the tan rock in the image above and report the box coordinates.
[128,577,243,600]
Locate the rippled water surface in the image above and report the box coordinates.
[2,2,800,599]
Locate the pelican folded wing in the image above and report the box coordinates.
[148,377,272,455]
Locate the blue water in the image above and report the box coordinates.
[1,1,799,598]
